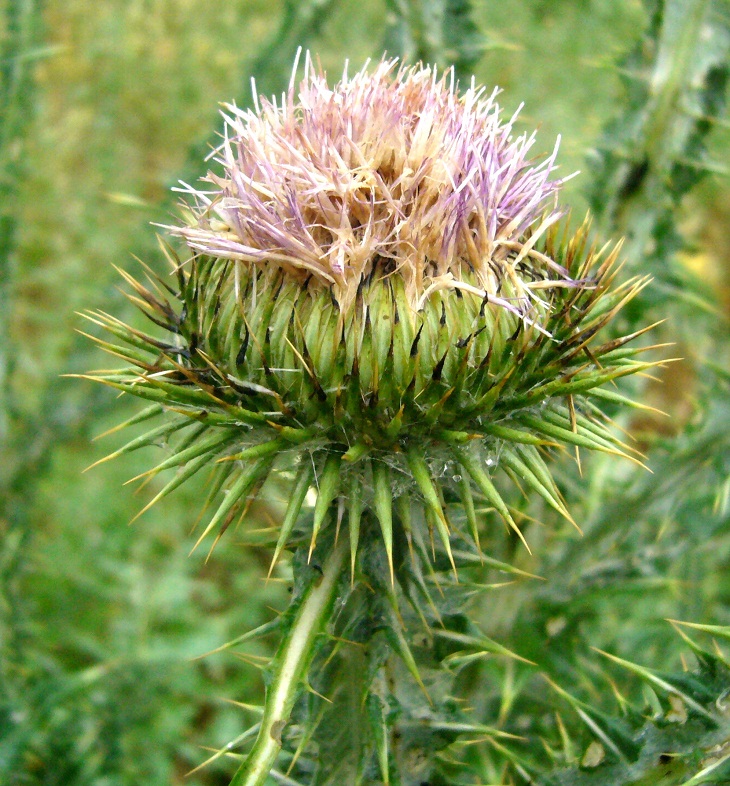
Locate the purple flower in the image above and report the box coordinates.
[171,53,573,315]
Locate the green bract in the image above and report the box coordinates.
[83,221,652,576]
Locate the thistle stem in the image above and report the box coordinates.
[230,536,348,786]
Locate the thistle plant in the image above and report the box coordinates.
[81,55,660,785]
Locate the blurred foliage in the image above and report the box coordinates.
[1,0,729,783]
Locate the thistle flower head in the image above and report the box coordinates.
[83,55,655,582]
[173,54,567,314]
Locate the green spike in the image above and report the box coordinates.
[170,420,211,454]
[666,621,727,670]
[96,314,177,357]
[541,408,639,456]
[521,360,655,402]
[200,460,235,517]
[84,417,191,471]
[681,751,730,786]
[167,406,254,427]
[193,617,282,659]
[593,648,716,721]
[92,403,162,440]
[144,375,271,425]
[433,628,535,666]
[545,677,641,761]
[450,550,543,580]
[130,451,211,523]
[220,438,285,463]
[416,720,522,740]
[470,365,515,413]
[140,373,231,406]
[126,427,237,482]
[268,462,313,577]
[73,375,168,404]
[406,447,456,574]
[482,421,551,446]
[191,456,274,554]
[589,386,666,413]
[372,460,395,585]
[383,615,430,701]
[452,446,531,554]
[187,723,263,775]
[458,474,480,552]
[423,387,455,426]
[668,619,730,643]
[515,444,567,500]
[516,412,635,462]
[554,712,577,765]
[348,472,363,582]
[76,329,160,367]
[500,446,577,528]
[435,428,479,444]
[309,453,342,560]
[394,496,444,626]
[395,494,415,562]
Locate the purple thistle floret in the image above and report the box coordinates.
[171,53,574,315]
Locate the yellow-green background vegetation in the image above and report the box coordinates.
[2,1,729,784]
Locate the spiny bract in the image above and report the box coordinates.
[82,55,655,579]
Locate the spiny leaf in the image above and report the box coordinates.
[450,550,543,580]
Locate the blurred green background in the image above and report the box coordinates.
[2,1,729,783]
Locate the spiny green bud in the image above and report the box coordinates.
[82,54,655,579]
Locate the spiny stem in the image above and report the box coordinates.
[230,535,348,786]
